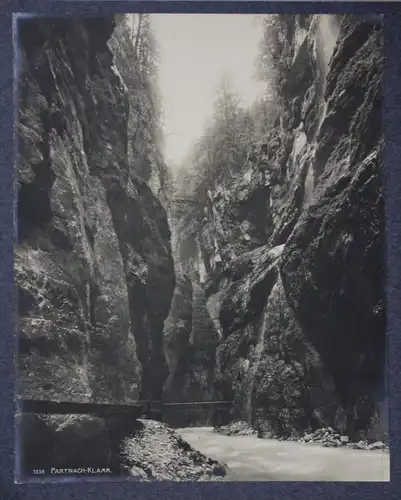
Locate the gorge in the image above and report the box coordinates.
[16,13,386,478]
[164,13,385,440]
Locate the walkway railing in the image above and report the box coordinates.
[16,398,233,424]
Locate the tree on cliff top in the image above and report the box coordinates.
[111,14,168,192]
[172,16,296,231]
[181,76,255,193]
[257,14,297,104]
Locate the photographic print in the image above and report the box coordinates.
[14,12,388,482]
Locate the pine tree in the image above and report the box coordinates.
[111,14,167,191]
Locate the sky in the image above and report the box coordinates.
[150,14,266,168]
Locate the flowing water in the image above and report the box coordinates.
[178,427,390,482]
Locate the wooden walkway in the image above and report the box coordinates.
[16,398,232,422]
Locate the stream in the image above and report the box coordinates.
[177,427,390,482]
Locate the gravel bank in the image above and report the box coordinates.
[215,422,388,452]
[214,421,256,437]
[121,420,227,481]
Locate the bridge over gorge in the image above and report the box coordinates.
[16,398,233,428]
[171,198,201,205]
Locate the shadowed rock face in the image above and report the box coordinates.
[178,15,385,439]
[281,18,385,434]
[18,413,144,476]
[16,17,175,405]
[163,269,194,402]
[163,227,219,411]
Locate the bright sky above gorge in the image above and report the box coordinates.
[150,14,266,168]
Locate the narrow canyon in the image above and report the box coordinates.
[16,13,386,480]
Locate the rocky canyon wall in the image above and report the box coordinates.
[175,14,385,439]
[16,16,175,405]
[16,13,386,443]
[163,213,219,408]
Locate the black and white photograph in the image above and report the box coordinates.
[15,12,388,482]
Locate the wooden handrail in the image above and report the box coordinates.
[163,401,232,407]
[16,398,232,416]
[17,398,147,416]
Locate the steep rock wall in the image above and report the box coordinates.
[163,268,193,402]
[16,17,175,404]
[187,14,385,438]
[281,15,385,435]
[163,215,218,406]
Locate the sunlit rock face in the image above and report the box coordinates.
[16,17,175,405]
[181,14,385,438]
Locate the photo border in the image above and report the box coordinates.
[1,2,400,498]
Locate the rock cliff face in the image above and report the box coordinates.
[16,14,386,445]
[177,14,385,439]
[16,17,175,404]
[163,217,218,409]
[163,268,193,401]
